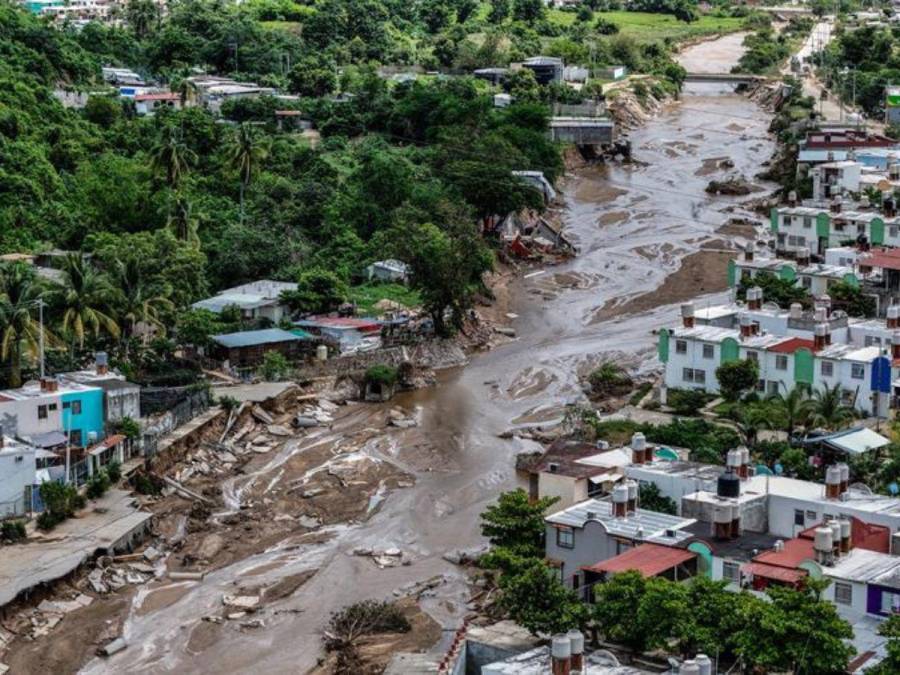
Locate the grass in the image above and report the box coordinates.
[349,283,421,315]
[547,11,745,44]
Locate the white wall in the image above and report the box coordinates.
[0,394,62,439]
[0,446,36,517]
[538,472,587,513]
[822,578,868,619]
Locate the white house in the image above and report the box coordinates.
[192,280,298,324]
[0,435,37,518]
[770,203,900,257]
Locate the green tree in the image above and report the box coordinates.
[768,385,811,439]
[874,614,900,674]
[499,558,588,636]
[592,570,649,655]
[588,361,632,397]
[112,256,175,338]
[735,578,855,674]
[125,0,160,38]
[227,123,270,223]
[166,192,200,247]
[288,56,337,97]
[779,446,813,479]
[512,0,545,23]
[150,126,197,190]
[0,263,53,387]
[480,489,558,558]
[393,221,493,336]
[488,0,509,23]
[47,254,120,351]
[176,309,225,348]
[260,350,290,380]
[638,482,676,515]
[83,95,122,128]
[731,405,770,448]
[280,268,349,315]
[808,383,856,430]
[715,358,759,401]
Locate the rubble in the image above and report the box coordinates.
[99,638,127,657]
[705,176,760,196]
[441,546,489,566]
[223,595,261,610]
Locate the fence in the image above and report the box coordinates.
[141,388,211,459]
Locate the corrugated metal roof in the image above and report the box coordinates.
[741,562,807,584]
[212,328,306,349]
[821,427,890,456]
[545,498,695,544]
[583,543,695,577]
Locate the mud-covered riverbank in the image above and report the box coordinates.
[1,35,781,675]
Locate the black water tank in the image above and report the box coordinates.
[717,471,740,499]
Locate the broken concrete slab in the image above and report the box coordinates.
[222,595,260,610]
[251,405,274,424]
[169,571,206,581]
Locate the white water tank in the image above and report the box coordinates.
[316,344,328,361]
[840,518,851,541]
[681,302,695,319]
[740,446,750,465]
[567,629,584,655]
[680,660,700,675]
[696,655,712,675]
[889,305,900,321]
[826,465,842,487]
[626,480,638,502]
[551,634,571,660]
[790,302,803,319]
[815,526,833,553]
[830,520,842,545]
[612,484,629,504]
[631,432,646,451]
[726,449,742,468]
[714,502,732,524]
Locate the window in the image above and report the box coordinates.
[48,403,57,411]
[821,361,834,377]
[767,381,779,396]
[746,351,758,362]
[722,561,741,584]
[891,225,899,238]
[62,401,70,410]
[787,235,807,247]
[851,364,865,380]
[756,379,765,391]
[775,355,788,371]
[702,344,714,359]
[858,224,866,235]
[803,217,812,229]
[675,340,687,354]
[777,233,786,245]
[794,509,805,526]
[865,336,882,347]
[800,276,812,289]
[806,510,817,522]
[557,527,574,549]
[881,591,900,615]
[71,400,82,415]
[38,405,48,420]
[68,429,82,447]
[834,582,853,605]
[683,369,706,384]
[616,539,633,555]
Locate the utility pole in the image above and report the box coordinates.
[38,298,44,379]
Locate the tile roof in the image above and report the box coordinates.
[741,562,807,584]
[769,337,817,354]
[582,543,696,577]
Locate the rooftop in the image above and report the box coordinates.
[211,328,308,349]
[583,543,696,578]
[0,436,38,457]
[769,337,817,354]
[0,378,101,401]
[546,498,696,546]
[824,548,900,585]
[683,522,782,562]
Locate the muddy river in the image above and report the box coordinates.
[83,36,777,674]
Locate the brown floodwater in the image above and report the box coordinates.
[83,38,777,675]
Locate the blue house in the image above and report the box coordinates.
[59,383,104,448]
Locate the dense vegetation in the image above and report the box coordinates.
[0,0,758,384]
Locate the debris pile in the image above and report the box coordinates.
[353,546,413,568]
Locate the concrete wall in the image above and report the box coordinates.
[0,448,35,517]
[61,389,104,447]
[625,466,719,514]
[545,519,617,588]
[106,388,141,423]
[767,493,900,539]
[0,394,62,439]
[822,577,868,619]
[538,472,587,513]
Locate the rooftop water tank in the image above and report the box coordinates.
[717,471,740,499]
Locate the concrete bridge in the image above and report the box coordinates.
[549,117,616,145]
[683,72,767,85]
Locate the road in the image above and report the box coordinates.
[82,35,776,675]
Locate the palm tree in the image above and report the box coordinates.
[808,383,856,430]
[47,254,120,352]
[113,257,175,339]
[226,123,269,222]
[731,406,770,448]
[174,76,199,107]
[125,0,159,39]
[166,192,200,246]
[768,385,811,440]
[151,126,197,189]
[0,264,54,388]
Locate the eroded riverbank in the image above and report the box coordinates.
[3,35,780,675]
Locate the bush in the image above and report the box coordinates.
[666,388,714,416]
[588,361,632,398]
[218,395,240,412]
[133,472,162,496]
[106,460,122,484]
[324,600,410,668]
[113,416,140,440]
[37,511,60,531]
[260,350,291,381]
[1,520,26,542]
[86,471,111,500]
[365,365,398,388]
